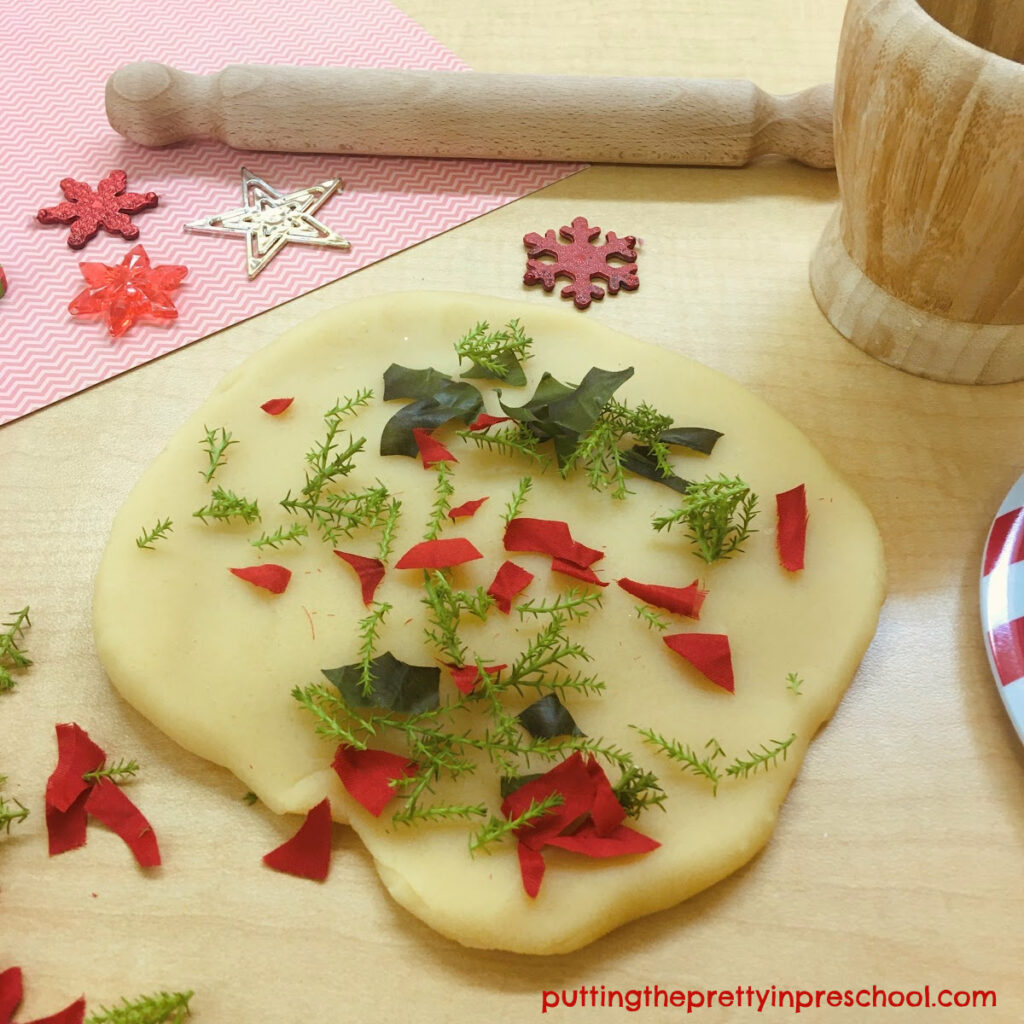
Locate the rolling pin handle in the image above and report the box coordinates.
[106,61,218,147]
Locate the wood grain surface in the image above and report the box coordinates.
[3,2,1023,1021]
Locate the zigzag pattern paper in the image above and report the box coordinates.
[0,0,581,426]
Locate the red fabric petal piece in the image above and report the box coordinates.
[229,564,292,594]
[448,497,488,520]
[617,577,707,619]
[551,558,608,587]
[545,821,660,858]
[82,778,161,867]
[46,723,106,813]
[468,413,512,431]
[445,663,507,695]
[584,757,627,835]
[46,789,89,856]
[487,560,535,614]
[22,996,86,1024]
[503,517,603,568]
[663,632,735,693]
[0,966,23,1024]
[776,484,808,571]
[412,428,458,468]
[262,797,333,881]
[395,537,483,570]
[332,745,417,817]
[260,397,294,416]
[501,752,596,850]
[333,550,385,605]
[516,841,546,899]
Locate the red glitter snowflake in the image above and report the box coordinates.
[37,170,158,249]
[523,215,639,309]
[68,244,187,338]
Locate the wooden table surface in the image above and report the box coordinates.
[3,2,1023,1021]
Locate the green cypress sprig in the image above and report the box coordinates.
[506,614,603,696]
[786,672,804,695]
[84,989,194,1024]
[376,497,402,562]
[456,423,550,467]
[193,487,260,525]
[652,474,758,562]
[516,587,603,622]
[724,733,796,780]
[0,776,29,834]
[356,602,392,697]
[634,604,669,631]
[0,606,32,692]
[423,462,455,541]
[83,758,141,784]
[502,476,533,525]
[199,426,236,482]
[135,518,174,550]
[281,483,392,546]
[632,726,724,794]
[454,318,533,380]
[469,792,563,855]
[250,523,308,550]
[421,571,493,666]
[612,763,667,818]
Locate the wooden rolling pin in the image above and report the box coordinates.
[105,62,835,168]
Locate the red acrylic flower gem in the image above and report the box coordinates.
[68,245,187,339]
[523,216,639,310]
[37,170,158,249]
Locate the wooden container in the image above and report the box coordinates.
[810,0,1024,384]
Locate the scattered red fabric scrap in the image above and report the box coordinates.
[776,484,808,572]
[260,397,294,416]
[448,497,488,520]
[503,518,603,569]
[501,752,658,898]
[83,778,161,868]
[22,997,86,1024]
[468,413,512,431]
[46,723,105,812]
[523,215,639,310]
[412,427,457,468]
[263,797,333,881]
[229,563,292,594]
[0,966,23,1024]
[0,970,84,1024]
[551,558,607,587]
[487,560,535,613]
[44,723,160,865]
[663,632,735,693]
[333,550,385,605]
[37,170,158,249]
[395,537,483,570]
[445,663,507,695]
[617,577,707,619]
[332,745,417,817]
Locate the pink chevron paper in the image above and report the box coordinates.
[0,0,582,426]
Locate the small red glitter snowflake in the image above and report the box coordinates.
[68,245,187,338]
[37,170,158,249]
[523,216,639,310]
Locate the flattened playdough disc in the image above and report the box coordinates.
[94,292,885,953]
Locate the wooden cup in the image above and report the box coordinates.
[810,0,1024,384]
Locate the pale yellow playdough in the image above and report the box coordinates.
[94,292,885,954]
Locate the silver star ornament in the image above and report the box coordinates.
[184,168,350,278]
